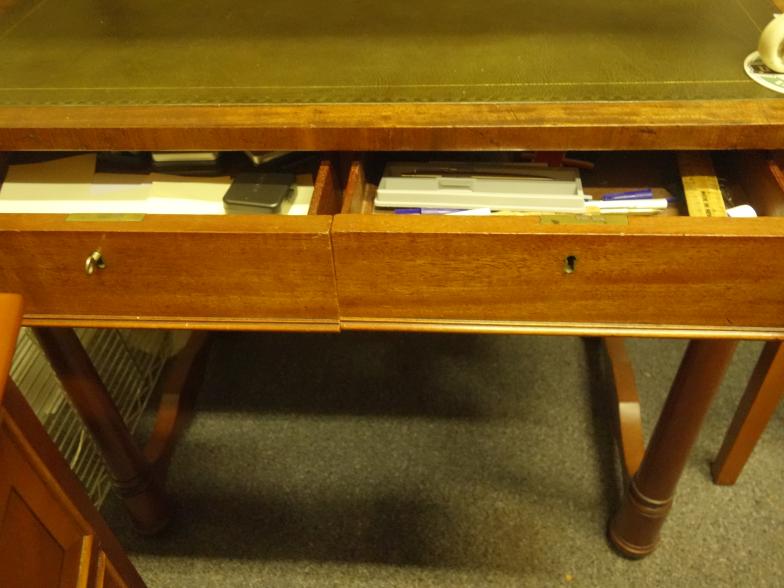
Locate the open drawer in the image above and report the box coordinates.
[0,155,343,331]
[331,152,784,337]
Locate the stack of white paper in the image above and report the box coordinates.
[0,156,313,216]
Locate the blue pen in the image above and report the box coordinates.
[602,189,655,201]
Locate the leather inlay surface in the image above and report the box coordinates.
[0,0,778,105]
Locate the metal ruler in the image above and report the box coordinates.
[677,152,726,217]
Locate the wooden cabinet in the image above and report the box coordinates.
[95,552,127,588]
[0,398,94,587]
[0,384,144,587]
[0,294,144,588]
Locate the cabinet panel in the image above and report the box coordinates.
[0,491,66,587]
[96,552,127,588]
[0,380,145,588]
[0,409,94,588]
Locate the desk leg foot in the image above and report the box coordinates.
[608,478,671,558]
[33,327,170,534]
[608,340,737,557]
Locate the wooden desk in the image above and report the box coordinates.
[1,0,784,566]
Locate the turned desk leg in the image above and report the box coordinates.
[144,331,211,479]
[33,327,170,534]
[712,341,784,485]
[609,340,737,558]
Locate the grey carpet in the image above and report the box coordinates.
[102,334,784,587]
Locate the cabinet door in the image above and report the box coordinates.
[0,381,145,588]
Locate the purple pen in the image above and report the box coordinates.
[394,208,422,214]
[602,189,655,201]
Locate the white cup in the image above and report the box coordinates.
[759,15,784,73]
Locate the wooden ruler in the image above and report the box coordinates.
[677,152,726,217]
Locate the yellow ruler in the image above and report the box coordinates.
[677,152,726,218]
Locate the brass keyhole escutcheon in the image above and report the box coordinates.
[564,255,577,274]
[85,251,106,275]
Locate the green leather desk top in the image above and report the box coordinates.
[0,0,778,105]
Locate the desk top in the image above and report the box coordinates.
[1,0,783,150]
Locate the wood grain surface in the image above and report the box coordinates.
[609,340,738,557]
[0,162,341,329]
[1,381,145,587]
[96,552,128,588]
[3,100,784,151]
[0,398,95,588]
[0,294,21,396]
[34,327,170,534]
[0,295,144,586]
[712,340,784,484]
[604,338,645,478]
[0,215,338,329]
[332,154,784,334]
[726,151,784,217]
[333,215,784,330]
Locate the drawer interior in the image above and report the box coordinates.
[4,150,784,222]
[714,151,784,218]
[339,150,784,222]
[0,151,344,220]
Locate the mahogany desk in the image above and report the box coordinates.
[1,0,784,565]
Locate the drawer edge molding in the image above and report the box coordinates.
[22,315,340,333]
[339,318,784,340]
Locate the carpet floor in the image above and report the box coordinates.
[102,333,784,587]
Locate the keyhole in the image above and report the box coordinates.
[564,255,577,274]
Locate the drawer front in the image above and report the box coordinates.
[332,217,784,333]
[0,217,338,330]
